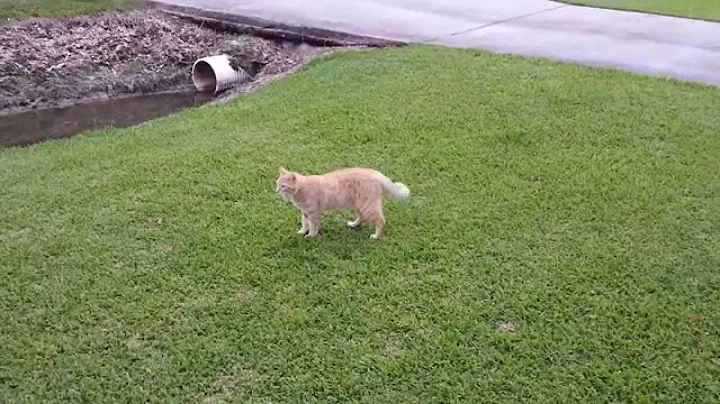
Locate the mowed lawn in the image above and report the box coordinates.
[561,0,720,21]
[1,47,719,402]
[0,0,137,20]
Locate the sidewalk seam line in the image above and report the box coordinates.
[421,4,567,43]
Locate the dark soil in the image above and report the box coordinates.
[0,9,327,113]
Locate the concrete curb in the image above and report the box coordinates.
[146,0,405,48]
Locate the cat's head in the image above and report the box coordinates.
[276,167,297,200]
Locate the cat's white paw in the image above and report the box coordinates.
[369,234,379,240]
[297,229,308,235]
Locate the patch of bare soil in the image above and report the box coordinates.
[0,10,328,113]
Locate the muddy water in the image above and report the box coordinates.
[0,91,214,147]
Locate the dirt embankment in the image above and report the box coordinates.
[0,10,327,113]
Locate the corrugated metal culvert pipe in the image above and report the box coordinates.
[191,55,250,94]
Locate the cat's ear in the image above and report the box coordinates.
[279,167,296,181]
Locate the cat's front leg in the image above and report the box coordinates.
[297,213,309,235]
[305,213,322,238]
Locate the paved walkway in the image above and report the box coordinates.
[154,0,720,86]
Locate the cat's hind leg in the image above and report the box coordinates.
[347,211,363,229]
[362,201,385,239]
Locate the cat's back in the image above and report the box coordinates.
[325,167,383,181]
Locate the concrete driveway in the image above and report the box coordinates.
[153,0,720,86]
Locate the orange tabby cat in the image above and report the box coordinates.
[276,167,410,239]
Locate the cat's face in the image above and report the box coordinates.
[276,168,297,200]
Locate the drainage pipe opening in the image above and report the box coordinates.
[192,55,249,94]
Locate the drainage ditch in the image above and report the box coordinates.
[0,9,341,147]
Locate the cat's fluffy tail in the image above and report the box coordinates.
[381,177,411,200]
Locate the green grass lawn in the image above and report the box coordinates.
[2,47,720,402]
[0,0,137,21]
[560,0,720,21]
